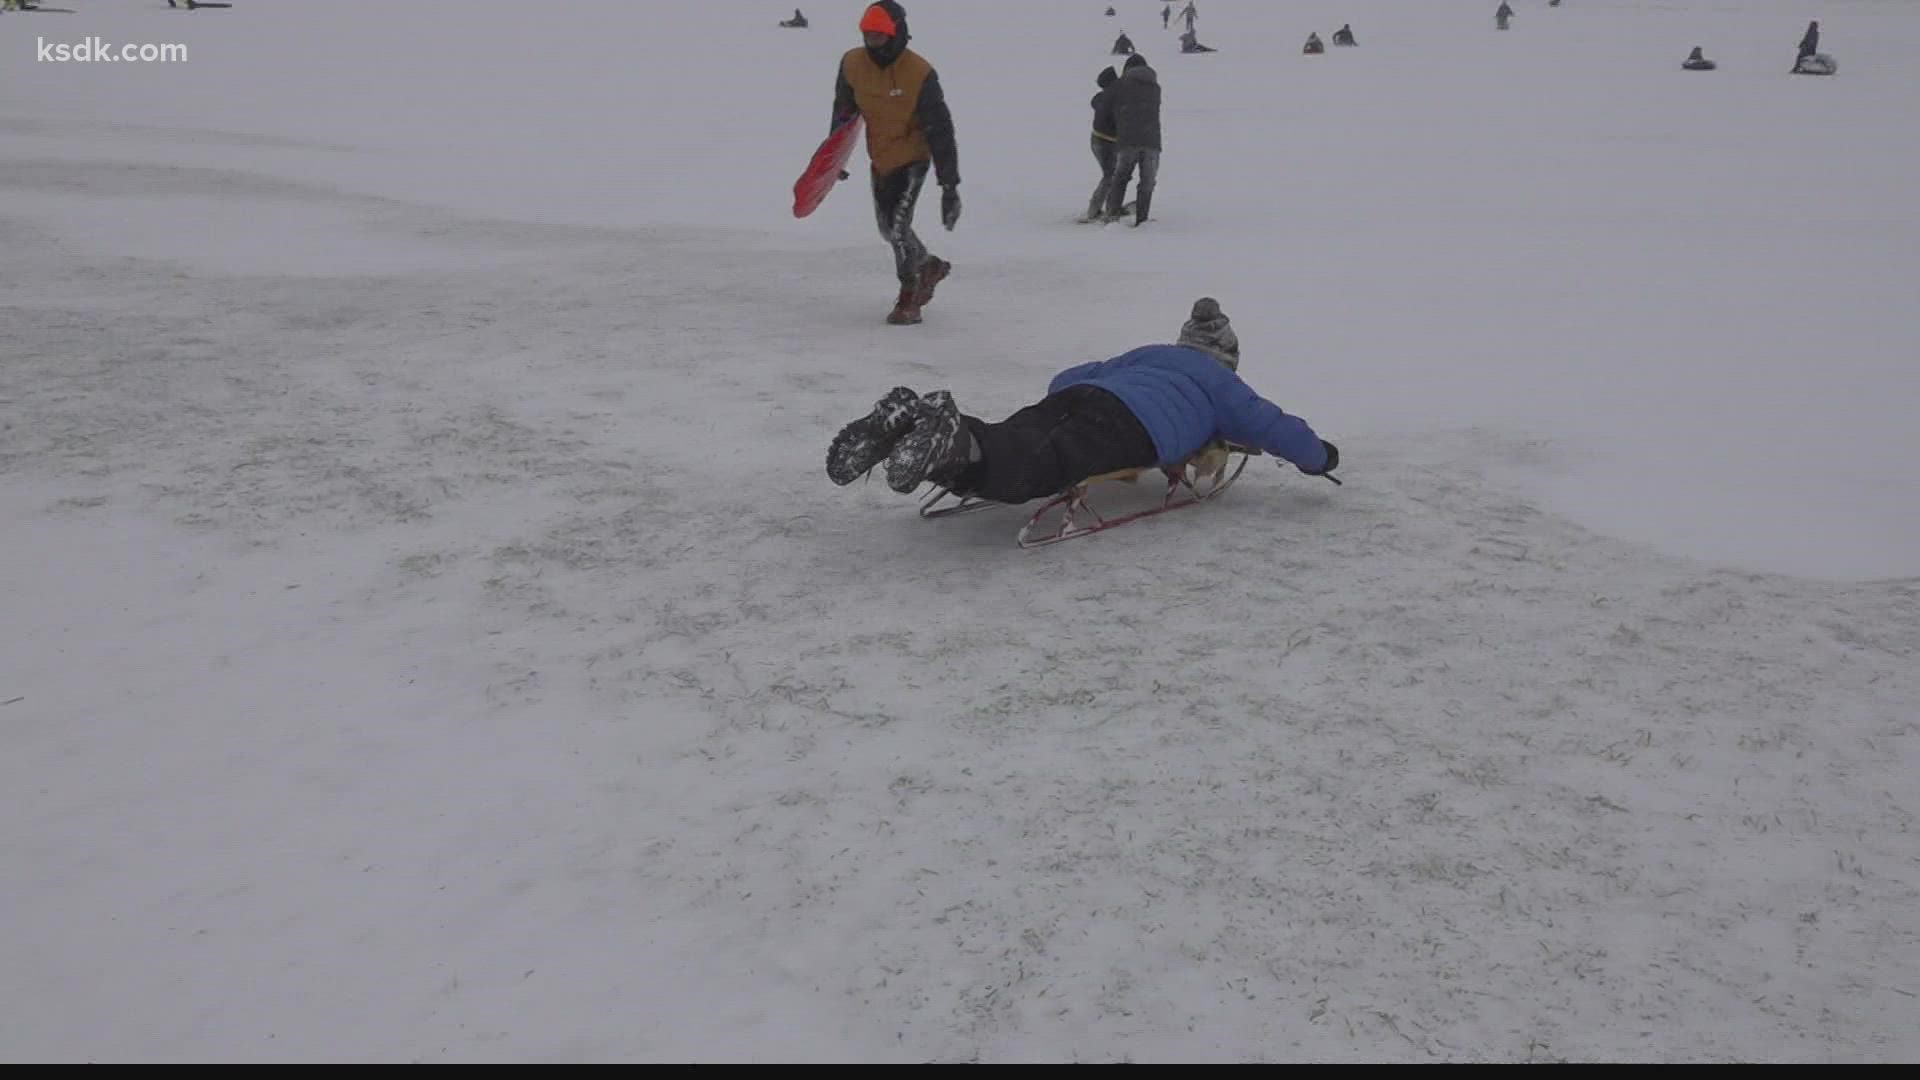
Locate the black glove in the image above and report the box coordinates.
[837,170,850,181]
[941,185,961,231]
[1296,440,1340,482]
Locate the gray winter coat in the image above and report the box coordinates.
[1108,63,1162,151]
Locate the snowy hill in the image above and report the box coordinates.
[3,0,1916,1063]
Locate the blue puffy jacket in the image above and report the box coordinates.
[1047,345,1331,472]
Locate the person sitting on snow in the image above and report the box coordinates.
[1682,46,1716,71]
[1112,32,1136,56]
[1332,24,1357,47]
[1792,22,1836,74]
[1179,29,1216,54]
[780,8,808,28]
[1302,32,1325,55]
[825,298,1339,502]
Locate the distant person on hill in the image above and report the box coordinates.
[779,9,808,28]
[1180,2,1197,34]
[1797,20,1819,64]
[1112,32,1136,56]
[1332,24,1357,47]
[1179,28,1216,54]
[1496,3,1513,31]
[1682,46,1716,71]
[1163,4,1171,30]
[1302,33,1325,55]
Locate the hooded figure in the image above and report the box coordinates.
[1104,54,1162,225]
[831,2,963,324]
[1083,67,1122,222]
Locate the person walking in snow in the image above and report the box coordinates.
[1082,67,1122,222]
[1103,53,1162,226]
[825,299,1340,500]
[830,1,962,325]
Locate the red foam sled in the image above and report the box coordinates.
[793,116,863,218]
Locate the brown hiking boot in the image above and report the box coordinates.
[913,256,951,306]
[886,286,922,325]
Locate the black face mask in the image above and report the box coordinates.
[865,33,907,67]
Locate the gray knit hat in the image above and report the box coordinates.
[1177,297,1240,370]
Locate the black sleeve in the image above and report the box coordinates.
[833,62,858,132]
[915,69,961,187]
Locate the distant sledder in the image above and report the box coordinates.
[1302,33,1325,55]
[1682,46,1716,71]
[1331,24,1357,47]
[826,299,1342,548]
[165,0,233,8]
[1792,21,1836,75]
[779,8,808,28]
[1179,29,1216,54]
[1496,3,1513,31]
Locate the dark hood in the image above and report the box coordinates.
[864,1,911,68]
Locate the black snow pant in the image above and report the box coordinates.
[946,385,1160,504]
[872,160,931,287]
[1106,146,1159,223]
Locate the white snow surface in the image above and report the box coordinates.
[4,0,1918,1064]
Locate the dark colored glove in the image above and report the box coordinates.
[1294,440,1340,481]
[941,185,961,230]
[838,170,850,181]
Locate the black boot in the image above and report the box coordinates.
[827,387,921,485]
[884,391,970,493]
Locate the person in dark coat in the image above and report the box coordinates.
[1104,53,1162,226]
[1332,24,1356,47]
[825,300,1340,501]
[1083,67,1122,222]
[1112,32,1135,56]
[1683,46,1716,71]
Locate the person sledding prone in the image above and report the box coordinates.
[825,299,1340,518]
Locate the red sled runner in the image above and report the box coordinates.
[793,116,864,218]
[917,443,1260,548]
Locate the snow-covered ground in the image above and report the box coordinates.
[3,0,1916,1063]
